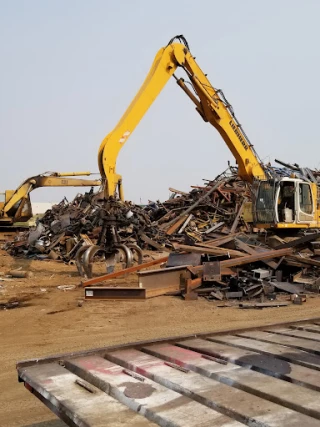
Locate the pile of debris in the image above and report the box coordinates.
[83,230,320,306]
[4,165,320,305]
[145,168,251,245]
[4,190,151,261]
[4,168,251,262]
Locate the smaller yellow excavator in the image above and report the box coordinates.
[0,171,101,226]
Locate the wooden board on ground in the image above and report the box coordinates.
[17,319,320,426]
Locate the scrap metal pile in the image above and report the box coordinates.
[5,166,320,306]
[4,190,151,262]
[168,230,320,305]
[146,168,251,244]
[4,168,252,262]
[83,229,320,306]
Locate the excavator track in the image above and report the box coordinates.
[17,318,320,426]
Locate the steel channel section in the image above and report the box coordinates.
[138,265,191,289]
[85,287,146,300]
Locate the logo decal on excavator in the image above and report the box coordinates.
[119,131,131,144]
[229,120,248,151]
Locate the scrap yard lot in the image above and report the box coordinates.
[4,142,320,427]
[3,3,320,426]
[3,171,320,425]
[3,246,320,427]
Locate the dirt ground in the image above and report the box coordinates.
[1,246,320,427]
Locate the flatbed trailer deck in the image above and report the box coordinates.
[17,318,320,426]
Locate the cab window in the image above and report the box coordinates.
[299,183,313,214]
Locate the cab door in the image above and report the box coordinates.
[296,182,314,223]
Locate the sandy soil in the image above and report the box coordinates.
[1,246,320,427]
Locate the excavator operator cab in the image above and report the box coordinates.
[275,178,314,225]
[277,181,295,223]
[255,177,315,227]
[2,193,33,223]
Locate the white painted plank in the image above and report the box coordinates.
[67,355,237,427]
[107,348,320,427]
[20,363,154,427]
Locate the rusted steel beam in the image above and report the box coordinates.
[139,233,171,252]
[164,178,230,229]
[191,247,292,273]
[166,215,188,235]
[82,256,169,287]
[168,187,189,196]
[174,243,246,258]
[286,255,320,268]
[183,278,202,300]
[221,247,292,268]
[196,233,240,248]
[230,198,247,233]
[235,238,278,270]
[275,232,320,249]
[187,265,235,276]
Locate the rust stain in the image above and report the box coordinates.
[119,381,155,399]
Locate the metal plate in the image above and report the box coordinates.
[138,265,191,290]
[203,261,221,281]
[166,252,201,268]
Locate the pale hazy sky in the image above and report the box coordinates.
[1,0,320,204]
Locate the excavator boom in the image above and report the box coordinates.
[99,36,266,199]
[0,171,101,225]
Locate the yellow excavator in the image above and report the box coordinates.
[98,35,320,230]
[0,171,101,226]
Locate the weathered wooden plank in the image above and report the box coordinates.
[238,330,320,355]
[150,343,320,419]
[150,341,320,419]
[207,334,320,371]
[176,339,320,392]
[265,327,320,342]
[66,355,233,427]
[143,343,239,376]
[19,363,153,427]
[106,348,320,426]
[292,324,320,334]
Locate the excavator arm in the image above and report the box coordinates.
[99,35,266,199]
[1,171,101,224]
